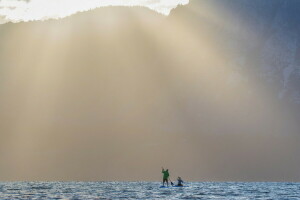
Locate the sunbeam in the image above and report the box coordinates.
[0,0,300,183]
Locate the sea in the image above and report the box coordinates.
[0,182,299,199]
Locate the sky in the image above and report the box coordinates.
[0,0,299,182]
[0,0,189,24]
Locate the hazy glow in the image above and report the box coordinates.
[0,0,189,24]
[0,0,299,182]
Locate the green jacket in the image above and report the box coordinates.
[162,169,169,179]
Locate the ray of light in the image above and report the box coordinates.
[0,1,299,181]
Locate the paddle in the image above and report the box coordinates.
[169,178,174,186]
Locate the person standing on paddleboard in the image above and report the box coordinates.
[162,167,170,186]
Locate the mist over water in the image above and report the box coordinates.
[0,0,300,182]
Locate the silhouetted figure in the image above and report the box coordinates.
[177,177,184,187]
[162,167,170,186]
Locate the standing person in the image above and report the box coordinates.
[161,167,170,186]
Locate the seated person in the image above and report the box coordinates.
[177,177,184,186]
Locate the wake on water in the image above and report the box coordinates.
[0,181,299,199]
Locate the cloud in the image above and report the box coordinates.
[0,0,189,24]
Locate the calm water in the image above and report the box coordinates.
[0,182,299,199]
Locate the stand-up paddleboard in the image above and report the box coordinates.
[160,185,176,188]
[160,185,186,188]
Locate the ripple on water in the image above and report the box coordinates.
[0,182,299,199]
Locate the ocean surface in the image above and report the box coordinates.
[0,182,299,199]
